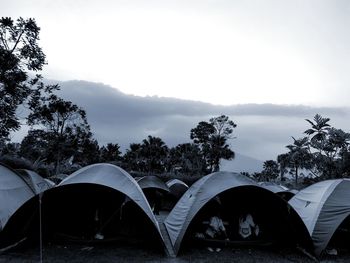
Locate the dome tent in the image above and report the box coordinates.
[258,181,298,201]
[1,163,169,255]
[162,179,189,211]
[15,169,53,194]
[289,179,350,256]
[136,175,170,193]
[0,163,35,231]
[136,175,169,215]
[164,172,311,255]
[166,179,189,199]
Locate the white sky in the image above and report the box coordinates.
[2,0,350,106]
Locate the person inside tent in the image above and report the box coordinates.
[205,211,229,252]
[238,213,259,240]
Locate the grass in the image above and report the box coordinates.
[1,243,349,263]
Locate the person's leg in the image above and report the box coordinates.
[204,232,214,252]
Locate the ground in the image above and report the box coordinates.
[1,244,349,263]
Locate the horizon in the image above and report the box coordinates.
[10,78,350,165]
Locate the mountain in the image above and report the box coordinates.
[39,79,350,164]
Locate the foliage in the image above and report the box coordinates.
[123,143,142,172]
[100,143,121,163]
[167,143,206,175]
[190,115,236,173]
[124,136,168,174]
[255,160,280,182]
[0,17,46,139]
[26,91,91,174]
[278,137,313,186]
[278,114,350,184]
[19,129,49,163]
[0,155,33,170]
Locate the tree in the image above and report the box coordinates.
[140,135,168,174]
[277,153,289,181]
[0,17,46,139]
[27,93,90,174]
[19,129,49,163]
[190,115,236,173]
[100,143,121,163]
[260,160,280,182]
[278,137,313,186]
[304,114,350,179]
[167,143,206,175]
[123,143,143,172]
[304,114,331,151]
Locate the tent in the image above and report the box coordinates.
[164,171,311,255]
[136,175,170,214]
[48,173,68,184]
[258,182,298,201]
[1,163,168,254]
[16,169,54,194]
[166,179,189,199]
[136,176,169,193]
[162,179,189,211]
[44,178,56,187]
[0,163,35,232]
[289,179,350,256]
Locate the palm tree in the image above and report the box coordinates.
[277,153,289,181]
[141,135,168,174]
[304,114,330,152]
[261,160,279,181]
[285,137,312,186]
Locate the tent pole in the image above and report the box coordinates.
[39,193,43,263]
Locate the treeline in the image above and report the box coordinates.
[254,114,350,185]
[0,114,237,177]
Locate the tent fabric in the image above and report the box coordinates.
[16,169,53,194]
[0,164,35,231]
[289,179,350,256]
[258,182,297,201]
[136,176,170,193]
[60,163,164,243]
[166,179,188,189]
[166,179,189,199]
[164,171,256,254]
[258,182,289,193]
[44,178,56,187]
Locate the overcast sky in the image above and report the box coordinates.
[3,0,350,167]
[3,0,350,106]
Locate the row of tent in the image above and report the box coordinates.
[0,162,350,258]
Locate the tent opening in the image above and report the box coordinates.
[1,184,163,251]
[327,215,350,253]
[181,186,311,252]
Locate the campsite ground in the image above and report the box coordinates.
[0,244,349,263]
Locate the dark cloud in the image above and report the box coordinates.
[52,80,350,163]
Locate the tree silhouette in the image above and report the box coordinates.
[27,93,90,174]
[190,115,236,173]
[140,135,168,174]
[278,137,312,186]
[0,17,46,139]
[167,143,206,175]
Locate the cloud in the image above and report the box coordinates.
[51,80,350,161]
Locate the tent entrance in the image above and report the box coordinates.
[327,215,350,252]
[184,186,310,251]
